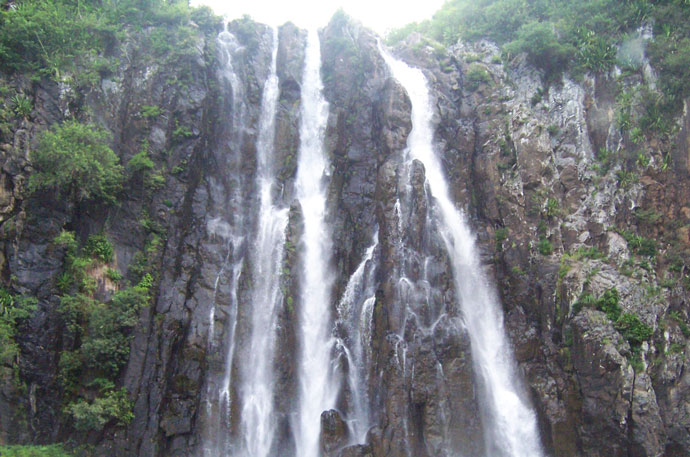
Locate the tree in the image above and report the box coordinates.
[28,121,123,204]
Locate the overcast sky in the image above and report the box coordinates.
[191,0,445,35]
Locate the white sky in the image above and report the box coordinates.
[191,0,445,35]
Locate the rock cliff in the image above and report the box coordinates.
[1,10,690,457]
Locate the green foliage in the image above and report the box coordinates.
[0,444,73,457]
[0,0,221,79]
[573,245,606,260]
[139,105,162,119]
[0,292,37,365]
[388,0,690,105]
[574,29,616,73]
[172,123,194,141]
[616,228,657,256]
[28,121,123,205]
[616,89,636,132]
[616,170,638,188]
[0,0,102,76]
[636,152,651,169]
[11,94,33,118]
[504,21,573,79]
[106,268,123,282]
[545,198,560,218]
[80,286,149,376]
[537,238,554,256]
[615,312,653,347]
[597,288,622,322]
[127,150,155,175]
[464,63,492,91]
[573,287,653,349]
[65,388,133,431]
[573,288,620,318]
[53,230,78,255]
[669,310,690,337]
[84,233,114,263]
[495,227,509,250]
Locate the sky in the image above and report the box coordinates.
[191,0,445,35]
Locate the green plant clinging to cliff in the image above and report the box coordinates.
[28,121,123,204]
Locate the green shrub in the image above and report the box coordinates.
[597,288,621,322]
[574,29,616,73]
[11,94,33,118]
[464,64,492,91]
[127,149,155,173]
[573,246,606,260]
[615,312,653,347]
[80,286,148,376]
[106,268,123,282]
[495,227,509,250]
[65,388,133,431]
[172,123,194,140]
[28,121,123,204]
[139,105,162,119]
[0,292,37,365]
[84,233,114,263]
[537,238,553,255]
[503,21,573,79]
[53,230,78,255]
[545,198,560,218]
[616,229,657,256]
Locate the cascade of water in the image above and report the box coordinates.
[237,27,290,457]
[379,45,545,457]
[201,24,250,457]
[293,28,337,457]
[336,232,378,443]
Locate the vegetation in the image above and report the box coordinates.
[495,227,509,250]
[537,237,554,255]
[615,228,657,257]
[65,388,134,431]
[573,288,653,354]
[28,121,123,204]
[84,233,114,263]
[52,230,149,431]
[0,0,222,79]
[464,63,492,90]
[0,290,37,366]
[0,445,73,457]
[388,0,690,110]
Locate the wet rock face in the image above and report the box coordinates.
[320,409,348,455]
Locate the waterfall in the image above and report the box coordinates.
[201,25,249,457]
[240,29,288,457]
[293,28,337,457]
[379,45,545,457]
[238,27,289,457]
[335,232,378,443]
